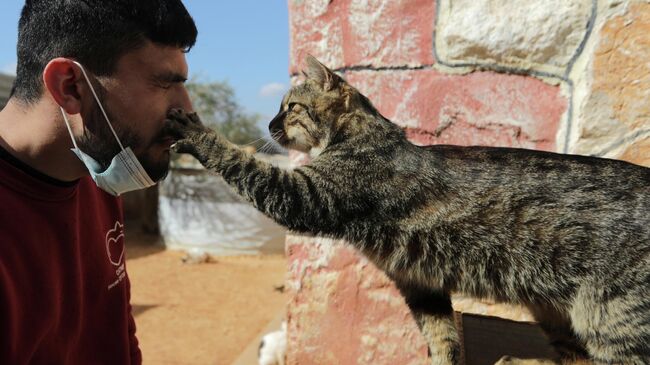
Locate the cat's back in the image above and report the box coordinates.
[422,144,649,189]
[413,145,649,278]
[418,144,649,248]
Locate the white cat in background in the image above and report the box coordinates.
[258,321,286,365]
[181,247,214,264]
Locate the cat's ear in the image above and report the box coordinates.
[305,55,339,92]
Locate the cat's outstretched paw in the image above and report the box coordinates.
[164,108,210,155]
[494,356,557,365]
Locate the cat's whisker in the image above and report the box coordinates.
[250,132,284,155]
[259,140,273,154]
[264,144,275,154]
[242,136,267,147]
[269,133,288,154]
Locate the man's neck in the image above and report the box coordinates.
[0,98,88,182]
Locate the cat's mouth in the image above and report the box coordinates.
[268,111,289,147]
[270,130,289,147]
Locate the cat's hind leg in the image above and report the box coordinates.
[397,284,460,365]
[528,305,590,362]
[570,282,650,365]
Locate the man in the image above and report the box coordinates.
[0,1,196,363]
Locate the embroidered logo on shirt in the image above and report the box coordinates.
[106,221,127,290]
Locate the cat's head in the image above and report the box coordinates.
[269,56,375,155]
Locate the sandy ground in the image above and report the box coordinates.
[125,233,287,365]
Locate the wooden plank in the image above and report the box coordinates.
[461,313,558,365]
[454,312,467,365]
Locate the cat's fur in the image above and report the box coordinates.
[164,56,650,365]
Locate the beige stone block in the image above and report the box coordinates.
[436,0,593,75]
[574,2,650,158]
[620,136,650,167]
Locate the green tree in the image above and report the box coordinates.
[186,78,265,146]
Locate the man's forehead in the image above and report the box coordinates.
[117,41,189,77]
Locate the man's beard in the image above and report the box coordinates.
[76,100,171,182]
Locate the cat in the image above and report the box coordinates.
[164,56,650,365]
[258,321,287,365]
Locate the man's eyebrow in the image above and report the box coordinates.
[152,71,188,83]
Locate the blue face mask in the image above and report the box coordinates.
[60,61,156,196]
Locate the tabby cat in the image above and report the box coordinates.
[164,56,650,365]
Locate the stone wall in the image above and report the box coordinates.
[285,0,649,363]
[570,1,650,165]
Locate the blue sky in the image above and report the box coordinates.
[0,1,290,131]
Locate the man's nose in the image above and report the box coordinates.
[172,87,194,113]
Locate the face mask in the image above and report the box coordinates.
[60,61,156,196]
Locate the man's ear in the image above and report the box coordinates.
[43,58,85,114]
[304,55,340,92]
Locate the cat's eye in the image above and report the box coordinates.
[287,102,314,120]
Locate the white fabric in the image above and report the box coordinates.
[158,168,286,255]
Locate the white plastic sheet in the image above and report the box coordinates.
[158,162,287,255]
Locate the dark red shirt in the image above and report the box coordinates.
[0,147,142,364]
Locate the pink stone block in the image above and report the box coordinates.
[286,235,429,365]
[289,0,436,74]
[344,70,567,151]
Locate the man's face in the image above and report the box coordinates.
[77,41,192,181]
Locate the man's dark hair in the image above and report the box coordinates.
[11,0,198,103]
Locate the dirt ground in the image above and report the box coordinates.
[125,232,288,365]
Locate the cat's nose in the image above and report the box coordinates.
[268,111,287,134]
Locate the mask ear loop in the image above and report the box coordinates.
[60,107,96,167]
[60,108,80,150]
[72,60,126,151]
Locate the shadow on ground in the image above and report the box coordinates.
[132,304,159,318]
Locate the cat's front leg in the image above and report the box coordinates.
[164,109,338,234]
[397,284,460,365]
